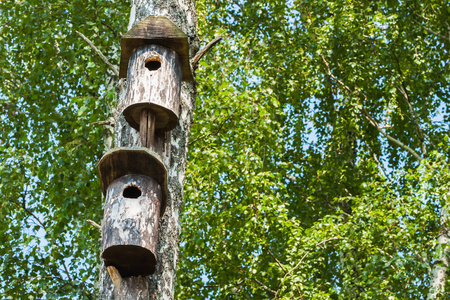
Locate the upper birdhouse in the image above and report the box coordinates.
[119,16,193,81]
[120,16,193,133]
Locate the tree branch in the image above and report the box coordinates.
[320,54,428,165]
[321,55,352,94]
[9,193,92,298]
[191,35,223,70]
[395,85,431,153]
[274,237,340,299]
[370,146,390,180]
[75,30,119,77]
[87,219,101,230]
[188,114,232,146]
[91,118,114,126]
[252,278,276,295]
[287,237,341,279]
[10,194,47,231]
[100,20,119,38]
[361,108,424,163]
[266,247,286,273]
[412,18,450,42]
[390,49,428,155]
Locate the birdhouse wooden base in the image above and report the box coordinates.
[101,174,162,277]
[98,147,168,216]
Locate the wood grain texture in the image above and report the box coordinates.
[107,266,123,289]
[140,109,156,149]
[118,276,149,299]
[120,16,193,81]
[98,0,199,298]
[102,174,162,277]
[122,45,182,132]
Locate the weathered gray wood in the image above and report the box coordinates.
[140,109,156,149]
[98,147,167,215]
[98,1,199,298]
[122,45,182,132]
[118,277,149,299]
[107,266,149,299]
[102,174,162,277]
[119,15,193,81]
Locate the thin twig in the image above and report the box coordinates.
[390,49,428,155]
[87,219,102,230]
[14,195,77,294]
[91,119,113,126]
[372,149,390,180]
[10,189,92,298]
[321,55,352,94]
[274,237,340,300]
[188,114,232,146]
[61,260,73,283]
[192,35,224,70]
[100,20,119,38]
[75,30,119,77]
[252,278,276,295]
[361,108,424,163]
[286,237,341,280]
[412,18,449,41]
[320,54,428,165]
[266,248,286,273]
[11,194,47,231]
[395,85,429,153]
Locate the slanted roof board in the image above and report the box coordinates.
[119,16,193,81]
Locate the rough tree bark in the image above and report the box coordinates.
[427,191,450,300]
[98,1,199,299]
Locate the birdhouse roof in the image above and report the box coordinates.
[98,147,168,216]
[119,16,193,81]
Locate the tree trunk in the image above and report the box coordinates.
[98,1,198,299]
[427,192,450,300]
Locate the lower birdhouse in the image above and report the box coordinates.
[101,174,161,277]
[98,147,168,277]
[98,147,168,215]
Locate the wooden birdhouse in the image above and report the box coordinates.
[98,148,168,277]
[120,16,193,148]
[101,174,161,277]
[97,16,193,279]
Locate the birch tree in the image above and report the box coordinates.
[0,0,449,299]
[97,0,199,299]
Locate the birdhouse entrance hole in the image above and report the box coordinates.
[123,185,142,198]
[145,57,161,71]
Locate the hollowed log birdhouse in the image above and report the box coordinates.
[119,16,193,147]
[98,148,168,277]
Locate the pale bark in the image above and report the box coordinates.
[97,0,198,299]
[427,193,450,300]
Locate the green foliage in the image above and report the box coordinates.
[1,0,450,299]
[178,0,450,299]
[0,0,129,298]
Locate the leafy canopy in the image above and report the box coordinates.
[179,0,450,299]
[0,0,449,299]
[0,0,128,298]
